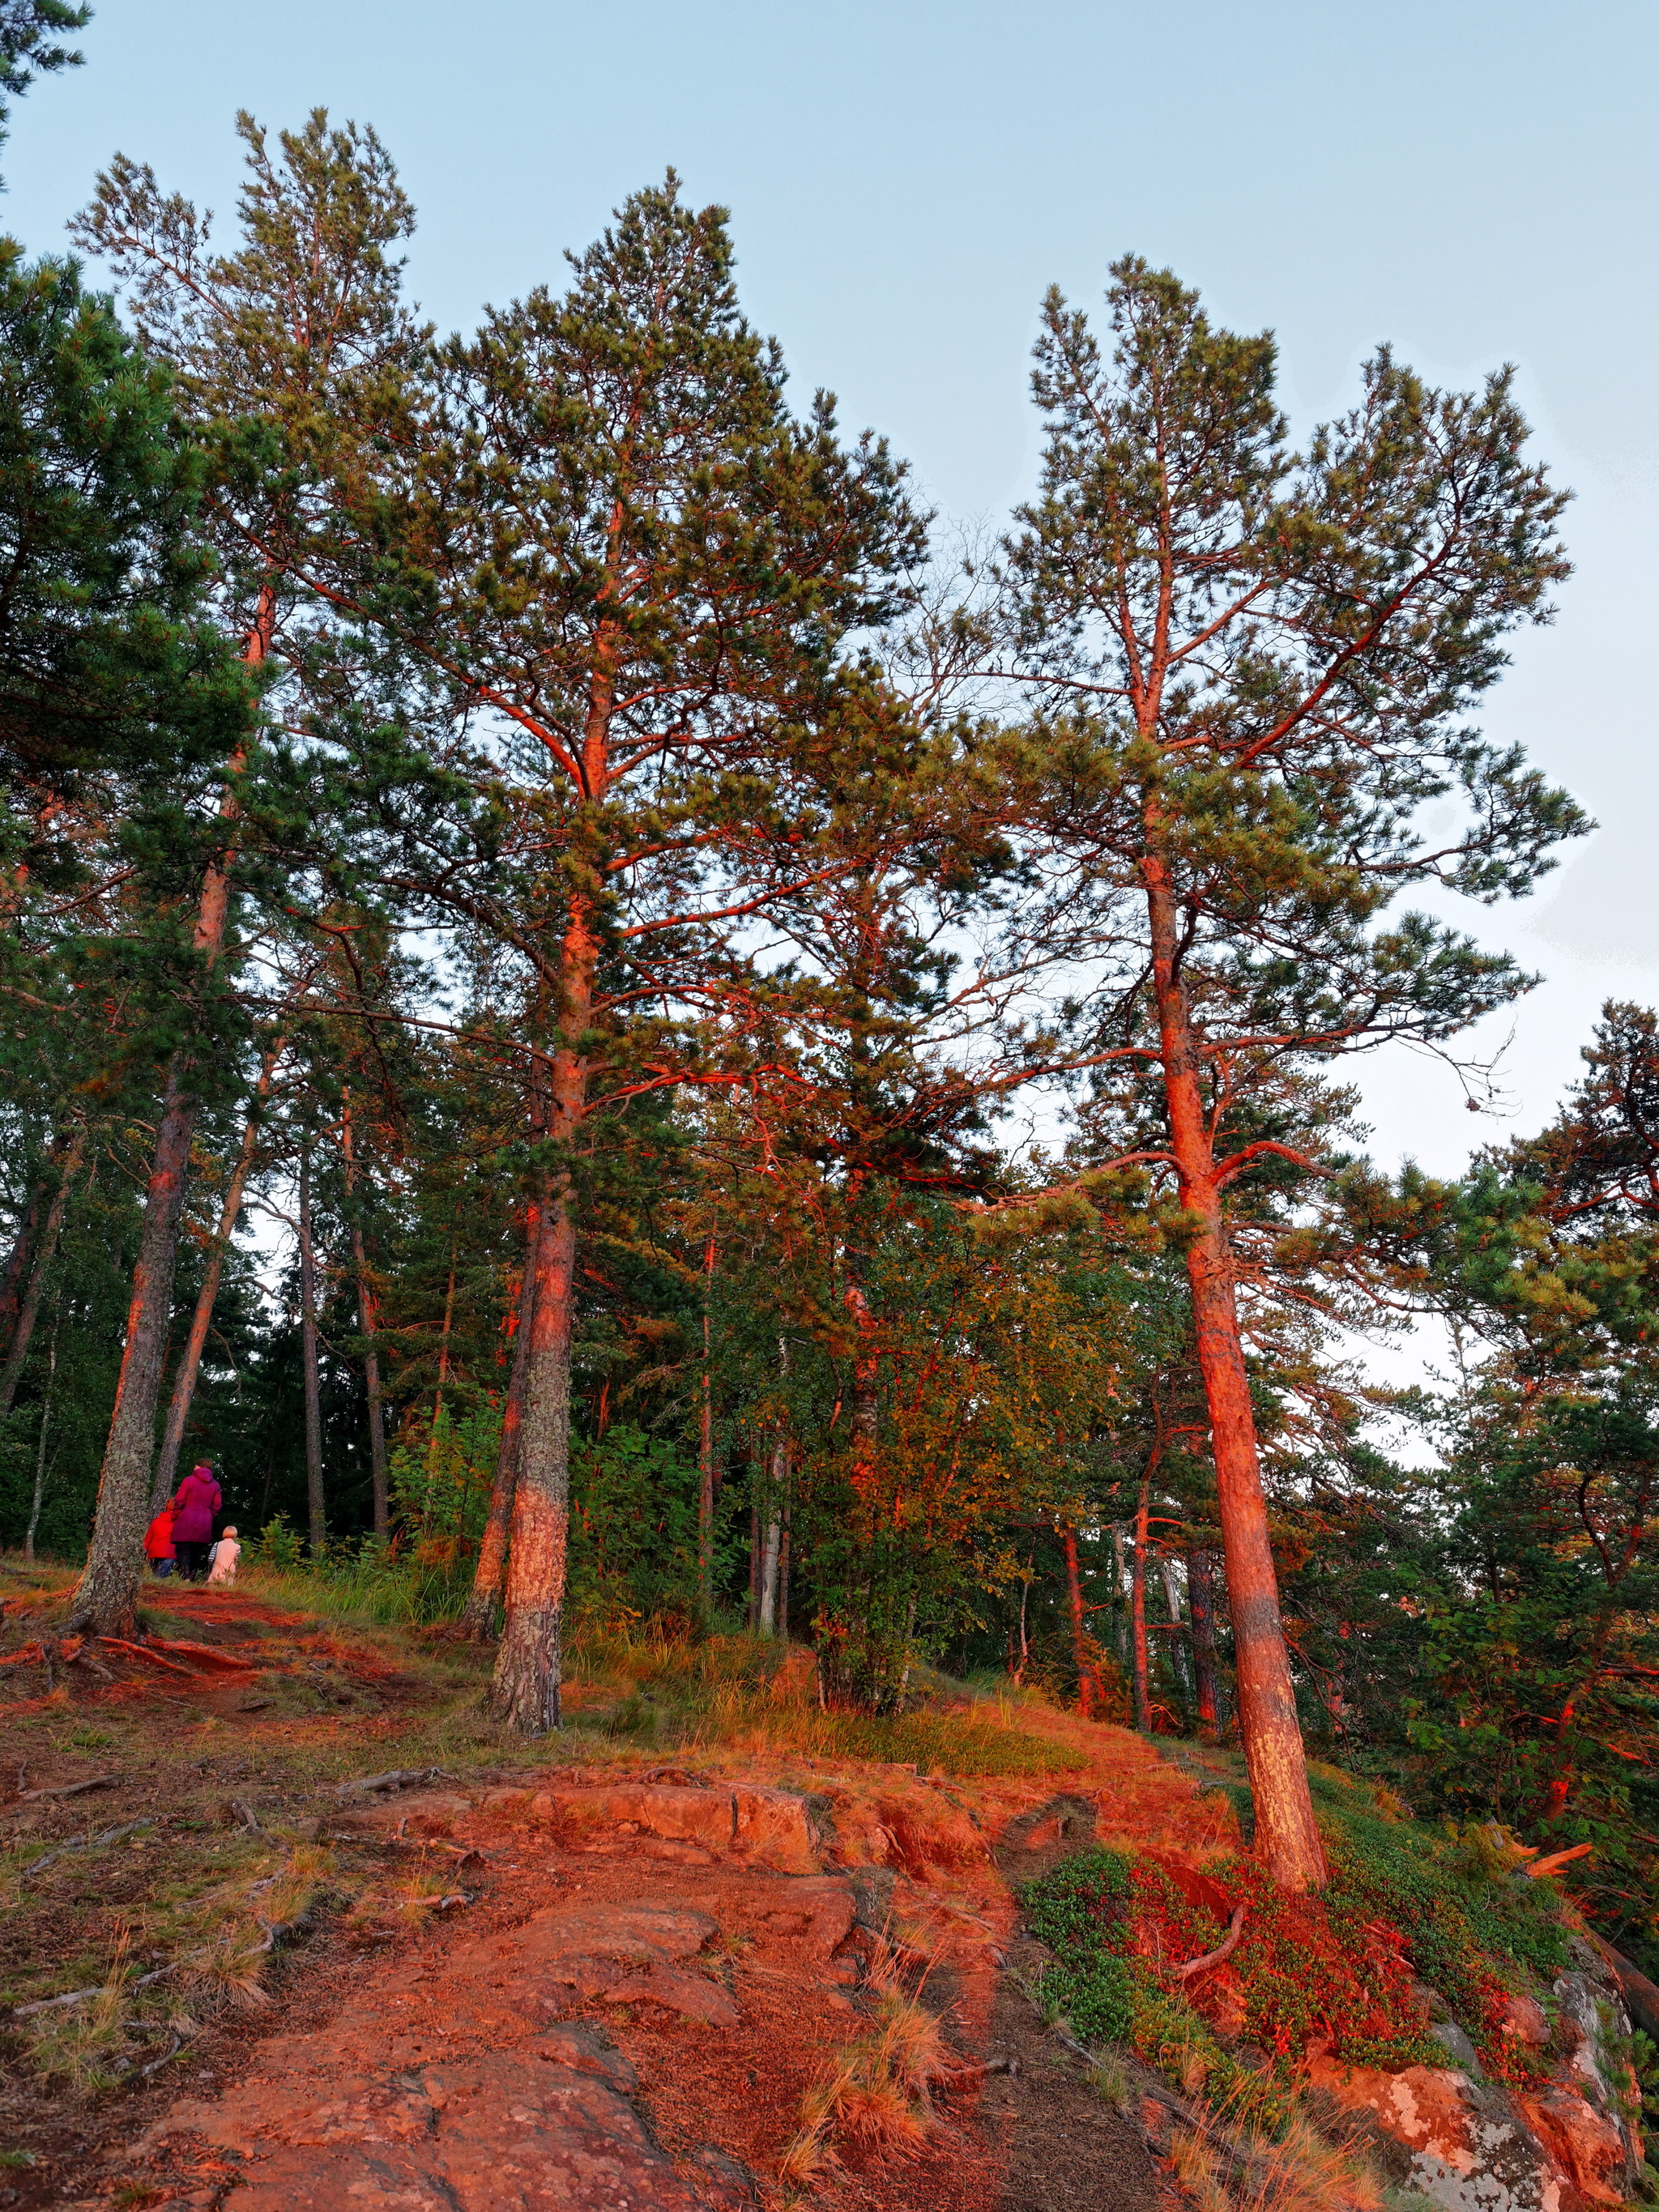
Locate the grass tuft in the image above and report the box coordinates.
[778,1988,954,2176]
[1170,2105,1384,2212]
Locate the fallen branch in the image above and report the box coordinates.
[11,1984,103,2018]
[14,1959,176,2019]
[20,1772,117,1801]
[1525,1843,1593,1880]
[143,1637,257,1673]
[1173,1903,1247,1980]
[334,1767,447,1798]
[19,1818,151,1878]
[939,2056,1019,2085]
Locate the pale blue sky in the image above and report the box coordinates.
[15,0,1659,1183]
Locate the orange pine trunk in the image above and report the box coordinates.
[1188,1545,1220,1740]
[1062,1523,1098,1718]
[1144,856,1326,1889]
[70,586,271,1638]
[463,1194,539,1642]
[488,889,596,1729]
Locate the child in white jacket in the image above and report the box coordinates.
[206,1527,241,1584]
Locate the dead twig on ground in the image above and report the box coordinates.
[1173,1903,1247,1980]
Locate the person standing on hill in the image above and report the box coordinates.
[143,1503,177,1579]
[206,1527,240,1585]
[170,1464,221,1581]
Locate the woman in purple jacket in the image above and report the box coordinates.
[170,1463,222,1581]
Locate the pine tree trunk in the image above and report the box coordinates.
[0,1132,71,1355]
[151,1046,279,1509]
[1142,857,1326,1889]
[1161,1558,1192,1699]
[0,1182,41,1349]
[488,1181,576,1728]
[1131,1477,1151,1732]
[488,565,617,1731]
[69,586,269,1639]
[23,1301,60,1562]
[748,1494,762,1630]
[298,1143,326,1556]
[70,1076,198,1634]
[1062,1522,1098,1717]
[1188,1545,1220,1739]
[759,1430,785,1634]
[421,1232,458,1527]
[463,1195,538,1642]
[357,1230,388,1536]
[697,1228,715,1614]
[0,1129,81,1419]
[341,1093,388,1536]
[488,883,595,1732]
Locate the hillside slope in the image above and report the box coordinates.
[0,1564,1647,2212]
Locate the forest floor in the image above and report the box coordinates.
[0,1558,1257,2210]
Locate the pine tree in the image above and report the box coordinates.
[65,111,426,1631]
[324,178,927,1729]
[1002,257,1584,1888]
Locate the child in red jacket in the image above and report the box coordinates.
[143,1504,177,1579]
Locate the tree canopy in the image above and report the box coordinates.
[6,77,1652,1966]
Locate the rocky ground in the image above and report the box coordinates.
[0,1575,1196,2210]
[0,1571,1648,2212]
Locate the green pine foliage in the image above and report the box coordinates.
[2,36,1653,1975]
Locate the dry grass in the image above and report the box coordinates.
[182,1929,271,2014]
[346,1844,465,1931]
[13,1830,344,2092]
[1169,2104,1385,2212]
[23,1928,134,2095]
[778,1988,955,2182]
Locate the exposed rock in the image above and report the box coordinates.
[689,2145,763,2210]
[1597,1940,1659,2043]
[600,1964,741,2027]
[540,1784,737,1854]
[1521,2085,1632,2206]
[480,1778,825,1873]
[772,1875,857,1956]
[1430,2021,1485,2076]
[537,2022,640,2089]
[426,1901,722,2018]
[329,1789,476,1836]
[731,1784,817,1873]
[523,1902,720,1962]
[1305,2053,1562,2211]
[203,2050,725,2210]
[1495,1993,1552,2050]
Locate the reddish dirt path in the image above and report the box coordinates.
[105,1762,1198,2211]
[2,1579,1216,2209]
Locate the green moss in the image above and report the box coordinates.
[773,1709,1086,1776]
[1310,1771,1568,2078]
[1037,1953,1137,2042]
[1021,1848,1136,2039]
